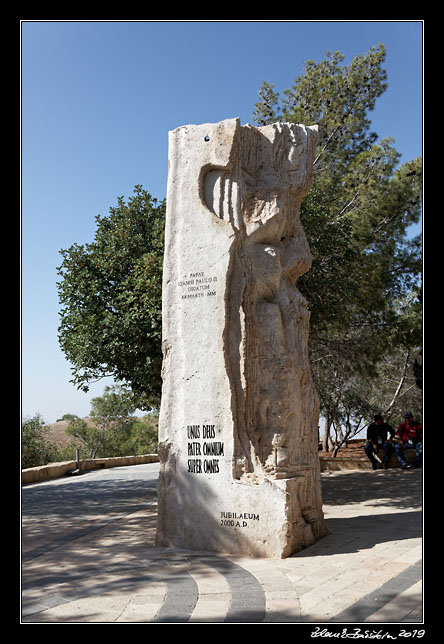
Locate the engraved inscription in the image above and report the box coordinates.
[178,271,218,300]
[186,424,224,474]
[220,510,260,528]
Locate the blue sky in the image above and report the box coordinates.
[21,20,423,424]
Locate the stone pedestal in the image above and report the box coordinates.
[156,118,327,558]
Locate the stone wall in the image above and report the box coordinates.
[21,454,159,485]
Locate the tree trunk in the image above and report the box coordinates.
[385,350,411,421]
[323,414,334,452]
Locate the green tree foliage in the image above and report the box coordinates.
[253,45,422,442]
[64,386,158,459]
[88,384,137,457]
[22,413,58,468]
[57,187,165,410]
[253,45,421,327]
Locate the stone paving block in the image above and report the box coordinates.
[393,544,423,564]
[365,562,413,587]
[27,596,131,623]
[187,593,231,622]
[291,583,315,596]
[113,592,168,622]
[364,580,422,622]
[264,596,301,622]
[284,572,305,584]
[21,602,50,618]
[401,607,423,622]
[299,583,344,614]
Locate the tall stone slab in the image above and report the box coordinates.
[156,118,328,558]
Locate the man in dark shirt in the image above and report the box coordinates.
[364,414,396,470]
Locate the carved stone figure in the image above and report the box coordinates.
[156,118,327,558]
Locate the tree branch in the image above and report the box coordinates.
[384,350,411,421]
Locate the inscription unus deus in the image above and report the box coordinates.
[187,424,224,474]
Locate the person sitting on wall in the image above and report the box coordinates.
[364,415,396,470]
[395,411,423,469]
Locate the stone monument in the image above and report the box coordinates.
[156,118,328,558]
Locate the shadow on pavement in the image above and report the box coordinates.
[320,468,422,510]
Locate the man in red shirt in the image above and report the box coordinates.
[395,411,423,469]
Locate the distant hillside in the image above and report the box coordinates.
[43,418,96,449]
[44,417,152,449]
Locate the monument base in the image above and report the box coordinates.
[156,454,328,558]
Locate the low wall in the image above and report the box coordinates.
[320,457,371,472]
[22,454,159,485]
[320,447,418,472]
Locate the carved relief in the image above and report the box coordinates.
[201,123,319,483]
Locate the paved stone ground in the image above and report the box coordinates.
[21,466,423,626]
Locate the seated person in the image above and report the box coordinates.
[364,415,395,470]
[395,411,423,469]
